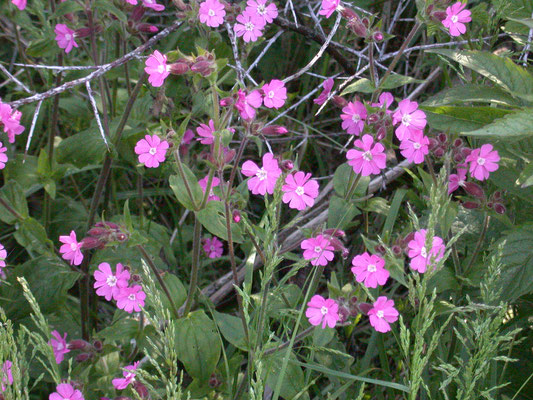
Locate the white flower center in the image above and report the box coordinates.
[257,4,266,15]
[65,34,72,41]
[208,8,215,16]
[458,179,465,187]
[420,246,427,258]
[268,90,275,98]
[245,22,255,31]
[128,294,136,301]
[56,342,64,350]
[367,264,377,272]
[362,150,373,161]
[295,186,305,196]
[451,15,458,23]
[157,64,165,74]
[376,310,384,318]
[149,147,157,155]
[210,245,215,251]
[413,142,421,150]
[314,246,323,254]
[106,275,117,287]
[402,114,412,126]
[70,243,78,251]
[256,167,268,181]
[351,114,361,122]
[320,306,328,315]
[477,157,485,166]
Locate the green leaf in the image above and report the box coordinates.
[508,17,533,29]
[341,74,422,95]
[461,108,533,138]
[169,169,203,211]
[159,273,187,311]
[422,106,511,133]
[428,49,533,100]
[196,201,243,243]
[174,310,221,382]
[327,196,360,230]
[95,0,127,22]
[50,0,84,18]
[97,318,140,343]
[213,311,248,351]
[517,163,533,188]
[264,351,307,400]
[333,163,370,198]
[0,180,28,224]
[56,125,110,168]
[14,218,55,256]
[26,38,58,58]
[422,84,521,107]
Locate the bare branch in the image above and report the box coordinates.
[0,63,33,94]
[86,81,110,151]
[23,99,43,159]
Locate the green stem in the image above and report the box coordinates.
[182,217,202,316]
[344,173,362,201]
[463,213,490,277]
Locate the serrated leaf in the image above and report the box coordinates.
[341,74,422,95]
[422,106,511,133]
[461,108,533,138]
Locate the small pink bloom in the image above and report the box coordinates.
[442,1,471,37]
[399,130,430,164]
[407,229,445,273]
[124,0,137,4]
[301,234,335,266]
[465,144,499,181]
[116,285,146,313]
[392,99,427,141]
[318,0,340,18]
[262,79,287,109]
[305,294,339,328]
[0,102,25,143]
[351,252,389,288]
[182,129,194,145]
[314,77,334,105]
[199,0,226,27]
[144,50,170,87]
[341,101,367,135]
[112,361,139,390]
[245,0,278,23]
[371,92,394,113]
[142,0,164,11]
[49,330,70,364]
[368,296,399,333]
[11,0,26,10]
[203,236,223,258]
[93,262,130,301]
[346,134,387,176]
[241,152,282,195]
[281,171,319,210]
[49,383,84,400]
[196,119,216,144]
[134,134,169,168]
[448,164,467,194]
[0,142,7,169]
[54,24,78,54]
[234,11,266,43]
[0,243,6,269]
[235,89,263,120]
[59,231,83,266]
[198,175,221,201]
[1,360,13,392]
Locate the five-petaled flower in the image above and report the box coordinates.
[59,231,83,266]
[442,1,472,37]
[134,134,169,168]
[234,11,266,43]
[371,92,394,113]
[235,89,263,120]
[203,236,224,258]
[340,101,367,135]
[144,50,170,87]
[11,0,26,10]
[392,99,426,141]
[351,252,389,288]
[93,262,130,301]
[49,383,84,400]
[142,0,165,11]
[54,24,78,54]
[196,119,216,145]
[318,0,341,18]
[301,234,335,266]
[346,134,387,176]
[314,77,334,105]
[262,79,287,109]
[407,229,445,273]
[241,152,282,196]
[245,0,278,24]
[399,130,430,164]
[49,330,70,364]
[199,175,221,201]
[116,285,146,313]
[281,171,319,210]
[306,294,340,328]
[465,144,499,181]
[112,361,139,390]
[198,0,226,28]
[448,164,467,194]
[368,296,399,333]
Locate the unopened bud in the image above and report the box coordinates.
[453,152,465,163]
[232,210,241,223]
[340,7,357,20]
[374,244,385,254]
[464,182,485,199]
[428,138,439,150]
[392,245,402,256]
[137,23,158,33]
[433,147,445,158]
[453,138,463,148]
[75,28,92,38]
[168,61,190,75]
[261,125,288,136]
[372,31,384,42]
[172,0,187,10]
[191,60,214,76]
[131,5,145,22]
[362,17,369,27]
[376,127,387,141]
[80,237,104,250]
[322,229,346,238]
[134,381,149,398]
[281,159,294,171]
[492,203,506,214]
[367,113,380,124]
[492,191,503,201]
[337,306,350,323]
[461,147,472,158]
[432,10,447,22]
[68,339,91,351]
[220,97,233,107]
[462,201,480,209]
[131,274,142,283]
[358,302,372,315]
[93,340,103,351]
[437,132,448,143]
[332,95,348,108]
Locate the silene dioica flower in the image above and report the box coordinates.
[351,252,389,288]
[241,152,282,195]
[465,144,500,181]
[144,50,170,87]
[442,1,472,37]
[368,296,399,333]
[245,0,278,24]
[134,134,169,168]
[346,134,387,176]
[93,262,131,301]
[49,330,70,364]
[59,231,83,266]
[198,0,226,28]
[281,171,319,210]
[49,383,84,400]
[301,234,335,266]
[306,294,340,328]
[112,361,140,390]
[407,229,445,273]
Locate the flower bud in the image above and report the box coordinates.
[232,210,241,223]
[75,28,93,38]
[169,61,190,75]
[280,159,294,171]
[332,95,348,108]
[75,353,92,362]
[191,60,214,76]
[453,138,463,148]
[80,237,105,250]
[134,382,149,399]
[464,182,485,199]
[492,203,506,214]
[327,237,348,254]
[372,31,384,42]
[376,126,387,141]
[437,132,448,143]
[220,97,234,107]
[432,10,447,22]
[261,125,288,136]
[340,7,357,20]
[392,245,402,256]
[322,229,346,238]
[453,152,465,163]
[68,339,91,351]
[137,24,158,33]
[433,147,445,158]
[93,340,103,351]
[172,0,187,10]
[367,113,380,124]
[337,305,350,323]
[428,138,439,150]
[462,201,480,209]
[492,191,503,201]
[358,302,372,315]
[131,274,142,283]
[130,5,145,22]
[374,244,385,255]
[460,147,472,158]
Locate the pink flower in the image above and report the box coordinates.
[234,11,266,43]
[93,262,130,301]
[142,0,164,11]
[392,99,427,141]
[351,252,389,288]
[112,361,139,390]
[465,144,499,181]
[235,89,263,120]
[371,92,394,113]
[59,231,83,266]
[49,383,84,400]
[198,175,221,201]
[442,2,471,37]
[368,296,399,333]
[124,0,137,4]
[282,171,319,210]
[0,102,25,143]
[262,79,287,109]
[196,119,216,144]
[54,24,78,54]
[301,234,334,266]
[407,229,445,273]
[49,330,70,364]
[134,134,169,168]
[245,0,278,24]
[116,285,146,313]
[318,0,340,18]
[341,101,367,135]
[11,0,26,10]
[0,142,7,169]
[1,361,13,393]
[305,294,340,328]
[182,129,194,145]
[203,236,223,258]
[346,134,387,176]
[198,0,226,28]
[0,243,6,269]
[399,130,430,164]
[241,152,282,195]
[448,164,467,194]
[144,50,170,87]
[314,77,334,105]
